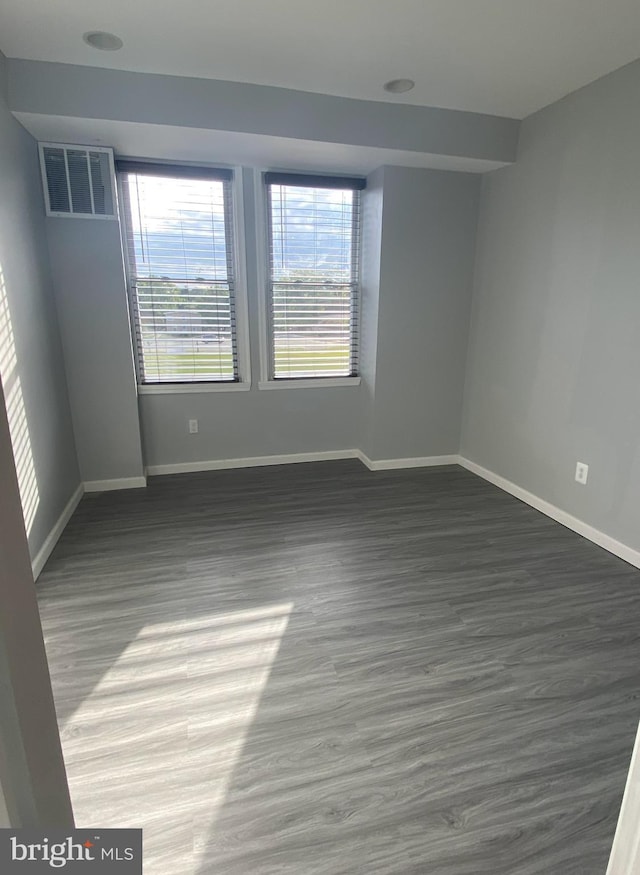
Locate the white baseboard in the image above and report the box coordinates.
[357,451,459,471]
[31,483,84,580]
[147,450,461,476]
[458,456,640,571]
[83,476,147,492]
[146,449,360,476]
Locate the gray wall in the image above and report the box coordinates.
[461,58,640,552]
[46,219,145,484]
[359,168,384,459]
[364,166,480,460]
[0,51,80,558]
[7,59,519,167]
[141,388,363,466]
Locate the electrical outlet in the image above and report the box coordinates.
[575,461,589,485]
[188,419,199,434]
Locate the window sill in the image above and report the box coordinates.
[258,377,361,391]
[138,382,251,395]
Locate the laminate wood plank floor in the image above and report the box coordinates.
[36,462,640,874]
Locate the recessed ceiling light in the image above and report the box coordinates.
[383,78,415,94]
[83,31,123,51]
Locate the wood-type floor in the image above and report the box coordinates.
[36,461,640,874]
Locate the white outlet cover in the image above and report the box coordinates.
[575,462,589,484]
[189,419,199,434]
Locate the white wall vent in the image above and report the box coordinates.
[38,143,117,219]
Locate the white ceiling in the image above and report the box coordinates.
[1,0,640,119]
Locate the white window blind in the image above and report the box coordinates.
[265,173,364,380]
[118,162,238,384]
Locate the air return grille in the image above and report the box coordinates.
[38,143,117,219]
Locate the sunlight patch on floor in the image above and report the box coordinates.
[58,601,293,874]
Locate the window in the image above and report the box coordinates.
[118,161,238,384]
[264,172,364,380]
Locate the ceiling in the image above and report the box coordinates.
[1,1,640,119]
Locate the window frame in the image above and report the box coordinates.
[257,169,363,389]
[117,160,251,394]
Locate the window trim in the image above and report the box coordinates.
[256,168,364,388]
[254,168,272,385]
[139,382,252,396]
[258,377,361,391]
[117,160,251,391]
